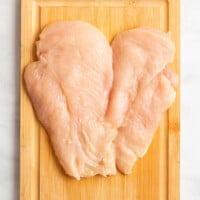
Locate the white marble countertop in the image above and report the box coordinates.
[0,0,199,199]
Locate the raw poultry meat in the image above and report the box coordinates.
[107,27,178,174]
[24,21,178,179]
[24,21,117,179]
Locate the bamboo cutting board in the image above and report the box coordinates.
[20,0,180,199]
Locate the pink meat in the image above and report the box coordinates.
[107,27,177,174]
[24,21,117,179]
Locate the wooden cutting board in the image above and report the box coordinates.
[20,0,180,199]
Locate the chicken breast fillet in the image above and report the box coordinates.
[106,27,178,174]
[24,21,117,179]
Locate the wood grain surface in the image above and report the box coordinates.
[20,0,180,199]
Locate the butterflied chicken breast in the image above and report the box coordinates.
[106,27,178,174]
[24,21,117,179]
[24,22,178,178]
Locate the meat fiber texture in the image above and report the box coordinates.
[24,21,178,179]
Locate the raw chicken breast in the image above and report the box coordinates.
[106,27,177,174]
[24,21,117,179]
[24,22,178,178]
[106,27,175,127]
